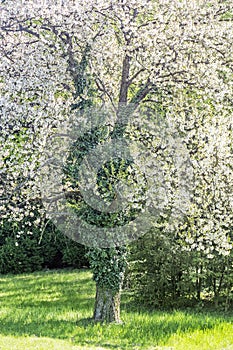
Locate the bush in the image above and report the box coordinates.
[128,228,233,310]
[0,218,88,274]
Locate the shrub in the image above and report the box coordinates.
[128,228,233,310]
[0,218,88,274]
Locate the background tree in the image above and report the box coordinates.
[0,217,88,274]
[0,0,232,322]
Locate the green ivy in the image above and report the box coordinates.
[87,247,128,292]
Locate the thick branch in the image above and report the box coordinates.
[118,54,131,104]
[129,79,153,108]
[128,68,145,86]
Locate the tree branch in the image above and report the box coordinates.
[118,54,131,105]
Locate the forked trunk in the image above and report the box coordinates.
[93,285,121,323]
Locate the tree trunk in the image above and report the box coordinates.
[88,247,127,323]
[93,285,121,323]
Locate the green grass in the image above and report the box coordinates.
[0,269,232,349]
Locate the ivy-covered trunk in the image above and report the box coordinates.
[87,247,127,323]
[93,284,121,323]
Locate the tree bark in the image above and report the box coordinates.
[118,54,130,104]
[93,285,121,323]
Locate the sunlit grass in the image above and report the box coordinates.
[0,269,232,349]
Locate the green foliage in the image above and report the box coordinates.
[129,230,194,308]
[87,247,128,291]
[129,229,233,310]
[64,110,146,292]
[0,218,88,274]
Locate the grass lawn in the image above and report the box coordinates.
[0,269,232,350]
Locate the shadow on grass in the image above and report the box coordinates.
[72,311,226,349]
[0,269,232,349]
[0,312,225,349]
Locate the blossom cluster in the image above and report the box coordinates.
[0,0,232,252]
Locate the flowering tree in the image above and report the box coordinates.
[0,0,232,322]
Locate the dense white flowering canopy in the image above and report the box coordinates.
[0,0,232,251]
